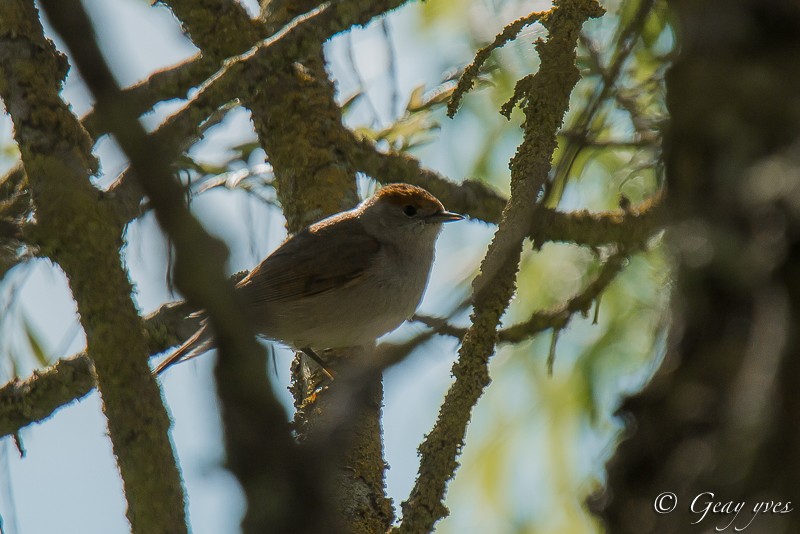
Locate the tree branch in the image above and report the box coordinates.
[82,53,213,140]
[338,126,664,248]
[413,249,630,346]
[38,3,329,534]
[105,79,242,222]
[0,299,198,440]
[448,10,546,116]
[104,0,393,226]
[157,0,261,59]
[0,356,95,438]
[341,132,509,222]
[532,192,664,248]
[2,1,187,532]
[396,1,605,531]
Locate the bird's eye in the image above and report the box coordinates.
[402,205,417,216]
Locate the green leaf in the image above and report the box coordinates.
[340,91,364,115]
[22,314,48,367]
[230,141,262,161]
[406,84,426,112]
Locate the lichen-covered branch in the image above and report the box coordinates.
[38,2,326,534]
[82,53,210,139]
[448,10,545,117]
[532,192,663,248]
[396,1,604,531]
[339,129,664,247]
[157,0,261,58]
[414,250,629,346]
[0,300,198,440]
[1,1,187,533]
[105,0,398,227]
[0,356,95,438]
[105,75,243,222]
[341,132,509,222]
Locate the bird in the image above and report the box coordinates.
[154,183,464,375]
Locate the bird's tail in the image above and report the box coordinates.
[154,323,214,375]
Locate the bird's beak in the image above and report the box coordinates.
[427,210,465,223]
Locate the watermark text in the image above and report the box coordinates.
[653,491,792,531]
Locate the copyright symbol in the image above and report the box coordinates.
[654,492,677,514]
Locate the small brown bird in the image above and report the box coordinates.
[155,183,463,375]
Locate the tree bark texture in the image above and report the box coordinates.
[0,2,187,532]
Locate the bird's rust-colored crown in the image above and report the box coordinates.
[374,183,444,211]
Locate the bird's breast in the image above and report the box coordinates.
[268,243,435,349]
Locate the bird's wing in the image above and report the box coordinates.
[237,216,382,305]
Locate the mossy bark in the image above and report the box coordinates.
[0,2,187,533]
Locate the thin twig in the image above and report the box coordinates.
[448,10,545,117]
[412,250,629,347]
[542,0,658,207]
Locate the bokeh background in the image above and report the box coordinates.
[0,0,671,532]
